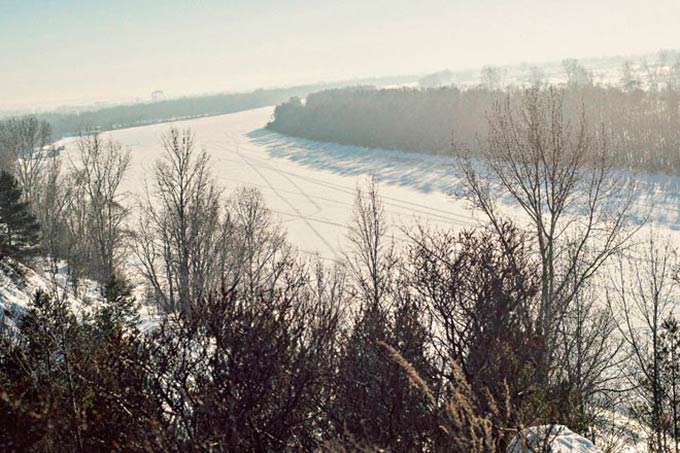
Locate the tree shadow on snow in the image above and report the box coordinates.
[247,128,680,230]
[247,128,469,197]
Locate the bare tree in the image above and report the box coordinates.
[71,134,131,284]
[133,127,224,315]
[609,236,680,452]
[462,87,636,379]
[526,65,546,89]
[32,156,73,275]
[621,61,641,92]
[480,65,507,90]
[221,186,293,298]
[0,116,52,205]
[562,59,594,87]
[554,273,626,442]
[345,177,396,306]
[332,180,436,450]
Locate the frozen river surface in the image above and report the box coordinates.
[59,106,680,263]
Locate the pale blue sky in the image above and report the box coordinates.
[1,0,679,109]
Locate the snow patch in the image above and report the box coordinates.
[507,425,601,453]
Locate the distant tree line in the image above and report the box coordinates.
[269,60,680,174]
[36,75,419,140]
[40,86,326,139]
[269,86,491,154]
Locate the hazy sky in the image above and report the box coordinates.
[2,0,679,109]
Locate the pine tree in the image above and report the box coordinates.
[0,170,40,261]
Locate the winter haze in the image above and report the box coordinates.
[1,0,679,108]
[1,2,680,452]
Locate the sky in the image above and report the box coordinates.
[1,0,679,110]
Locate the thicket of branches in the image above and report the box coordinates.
[0,88,679,452]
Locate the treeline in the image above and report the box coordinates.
[0,90,679,451]
[41,86,327,139]
[268,66,680,173]
[37,75,419,140]
[268,86,495,153]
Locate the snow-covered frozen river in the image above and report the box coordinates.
[59,106,680,263]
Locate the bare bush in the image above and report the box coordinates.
[141,265,342,450]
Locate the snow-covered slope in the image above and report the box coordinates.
[0,260,103,335]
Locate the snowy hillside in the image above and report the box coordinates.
[0,260,104,335]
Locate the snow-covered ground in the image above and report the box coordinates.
[507,425,601,452]
[57,106,680,263]
[0,259,105,333]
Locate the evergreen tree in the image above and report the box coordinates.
[0,170,40,261]
[97,273,139,336]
